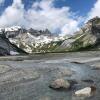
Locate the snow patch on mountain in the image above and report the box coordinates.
[0,26,66,53]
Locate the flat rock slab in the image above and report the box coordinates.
[0,65,12,74]
[0,52,99,100]
[0,65,40,84]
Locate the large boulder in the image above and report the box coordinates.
[49,79,70,89]
[75,86,96,97]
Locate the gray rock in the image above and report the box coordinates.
[58,16,100,52]
[0,67,40,84]
[49,79,70,89]
[0,65,11,74]
[39,96,51,100]
[57,67,73,77]
[0,34,27,56]
[75,86,96,97]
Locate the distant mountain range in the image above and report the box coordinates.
[0,26,65,55]
[0,16,100,56]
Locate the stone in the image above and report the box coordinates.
[0,65,11,74]
[92,64,100,70]
[0,68,40,84]
[58,67,73,77]
[90,63,100,70]
[39,96,50,100]
[49,79,70,89]
[11,69,40,82]
[75,86,96,97]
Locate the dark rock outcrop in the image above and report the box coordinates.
[0,34,27,56]
[28,28,52,37]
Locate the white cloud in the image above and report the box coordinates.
[61,20,79,36]
[88,0,100,19]
[0,0,24,27]
[0,0,81,35]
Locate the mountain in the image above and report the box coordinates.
[57,16,100,52]
[0,33,27,56]
[33,16,100,53]
[29,16,100,53]
[0,26,65,53]
[0,16,100,54]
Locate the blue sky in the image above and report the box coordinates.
[0,0,96,16]
[0,0,99,35]
[54,0,96,16]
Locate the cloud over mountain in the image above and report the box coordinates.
[88,0,100,19]
[0,0,81,35]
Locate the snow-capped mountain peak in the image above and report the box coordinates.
[0,26,21,32]
[0,26,65,53]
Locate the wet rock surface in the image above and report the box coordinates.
[0,51,99,100]
[0,65,40,84]
[0,64,12,74]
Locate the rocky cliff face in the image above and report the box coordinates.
[57,16,100,52]
[0,34,27,56]
[35,16,100,53]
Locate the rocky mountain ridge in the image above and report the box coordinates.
[57,16,100,52]
[0,26,65,53]
[0,16,100,55]
[0,26,54,38]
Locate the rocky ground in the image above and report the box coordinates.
[0,51,100,100]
